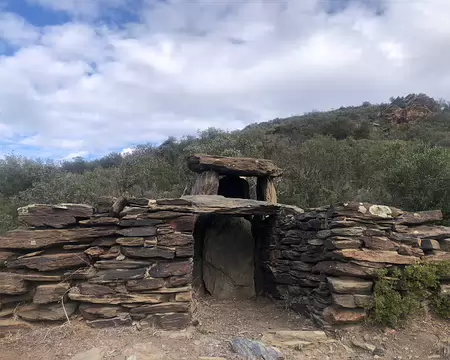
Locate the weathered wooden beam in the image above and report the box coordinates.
[187,154,283,177]
[149,195,302,216]
[256,177,277,204]
[191,170,220,195]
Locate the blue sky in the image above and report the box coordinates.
[0,0,449,160]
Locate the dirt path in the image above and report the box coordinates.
[1,296,449,359]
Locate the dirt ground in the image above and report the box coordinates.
[1,295,449,360]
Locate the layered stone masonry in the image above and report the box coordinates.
[260,202,450,326]
[0,198,195,330]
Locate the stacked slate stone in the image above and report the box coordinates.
[0,198,195,331]
[261,202,450,327]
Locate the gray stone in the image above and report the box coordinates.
[231,337,284,360]
[440,239,450,252]
[203,216,255,299]
[421,239,440,251]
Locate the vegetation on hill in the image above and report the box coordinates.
[1,93,450,233]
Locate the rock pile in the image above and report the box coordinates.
[0,198,195,331]
[259,202,450,326]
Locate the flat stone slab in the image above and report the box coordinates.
[187,154,283,177]
[327,277,373,294]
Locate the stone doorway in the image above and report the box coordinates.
[187,154,282,300]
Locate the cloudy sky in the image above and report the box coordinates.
[0,0,449,160]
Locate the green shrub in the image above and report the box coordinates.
[371,262,450,328]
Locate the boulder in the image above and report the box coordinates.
[33,283,70,304]
[327,277,373,294]
[421,239,440,251]
[231,337,284,360]
[18,302,78,321]
[202,216,255,299]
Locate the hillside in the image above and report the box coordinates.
[1,93,450,233]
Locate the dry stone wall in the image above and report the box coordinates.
[259,202,450,327]
[0,198,195,331]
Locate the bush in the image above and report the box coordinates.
[371,262,450,328]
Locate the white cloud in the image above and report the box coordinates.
[1,0,450,159]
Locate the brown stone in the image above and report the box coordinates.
[7,252,89,271]
[158,233,193,247]
[149,260,193,278]
[20,272,63,282]
[94,260,152,269]
[354,294,374,307]
[111,196,128,217]
[18,302,78,321]
[94,196,116,214]
[0,291,34,305]
[165,215,197,233]
[332,293,357,308]
[126,278,165,291]
[166,274,192,288]
[86,314,132,328]
[64,267,97,280]
[441,239,450,252]
[144,238,158,247]
[153,312,191,330]
[99,246,121,259]
[397,245,424,257]
[121,246,175,259]
[129,302,190,314]
[84,247,106,257]
[0,319,32,335]
[406,226,450,240]
[423,252,450,263]
[388,233,420,246]
[0,251,15,267]
[0,227,116,250]
[79,217,119,226]
[88,268,146,283]
[119,218,163,227]
[116,226,157,237]
[312,261,378,278]
[68,289,168,304]
[187,154,283,177]
[138,211,187,220]
[91,237,118,247]
[79,304,125,320]
[0,273,28,295]
[175,291,192,302]
[325,238,362,250]
[396,210,443,225]
[78,283,115,296]
[63,244,91,250]
[256,176,278,204]
[323,306,367,325]
[191,170,220,195]
[333,249,418,265]
[327,277,372,294]
[115,237,144,246]
[332,202,403,220]
[17,203,93,228]
[119,206,148,217]
[176,244,194,258]
[361,236,398,251]
[33,283,70,304]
